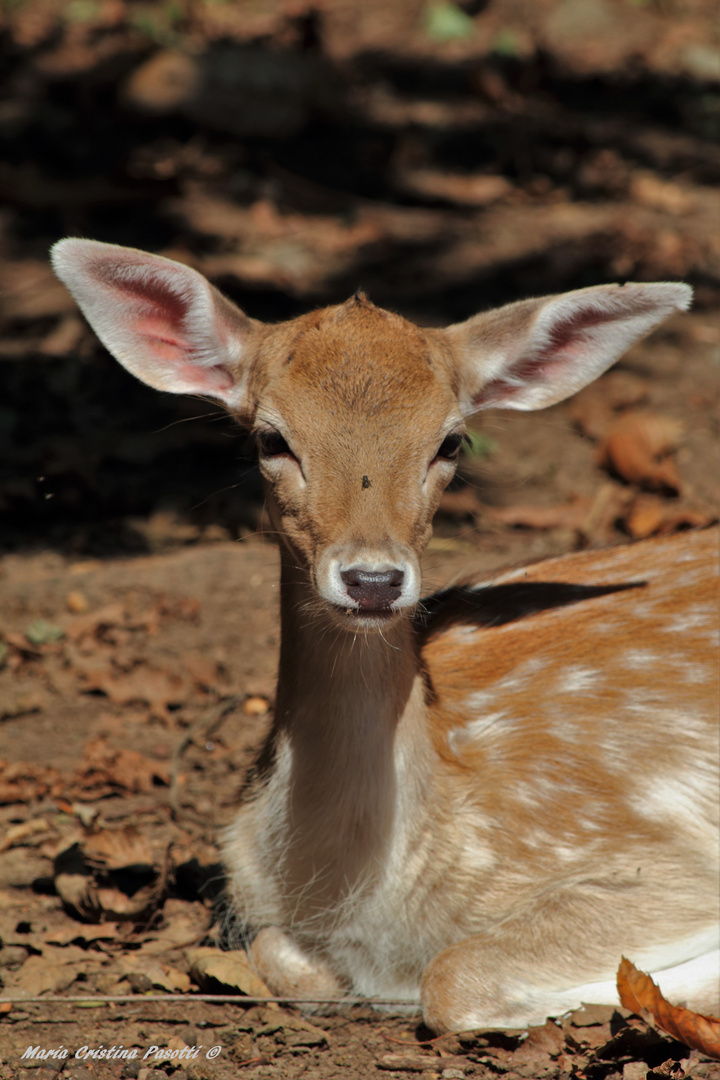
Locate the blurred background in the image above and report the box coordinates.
[0,0,718,557]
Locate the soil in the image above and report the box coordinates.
[0,2,718,1078]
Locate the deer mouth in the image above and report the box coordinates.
[331,602,403,629]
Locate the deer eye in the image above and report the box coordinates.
[435,433,464,461]
[257,429,292,458]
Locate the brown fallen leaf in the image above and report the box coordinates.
[120,954,192,994]
[617,956,720,1059]
[78,665,189,718]
[0,817,51,852]
[0,759,61,805]
[2,945,91,997]
[54,826,168,923]
[186,946,273,999]
[82,825,155,871]
[76,737,170,796]
[622,494,716,540]
[596,412,684,492]
[46,922,121,946]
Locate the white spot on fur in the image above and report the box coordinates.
[448,710,512,753]
[556,665,600,694]
[664,607,717,633]
[624,648,660,670]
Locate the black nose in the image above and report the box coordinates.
[340,567,405,610]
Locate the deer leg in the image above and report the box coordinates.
[421,888,718,1033]
[249,926,346,1001]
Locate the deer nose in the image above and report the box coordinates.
[340,567,405,610]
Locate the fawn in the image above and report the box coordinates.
[52,239,719,1033]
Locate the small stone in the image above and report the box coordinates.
[65,590,88,612]
[243,696,269,715]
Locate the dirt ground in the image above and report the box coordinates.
[0,1,718,1078]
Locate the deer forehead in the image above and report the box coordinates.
[255,300,458,436]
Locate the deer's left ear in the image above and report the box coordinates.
[444,282,692,415]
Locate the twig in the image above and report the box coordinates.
[0,993,419,1007]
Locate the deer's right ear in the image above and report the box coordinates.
[51,239,262,413]
[444,281,692,415]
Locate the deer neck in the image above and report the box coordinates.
[271,546,427,909]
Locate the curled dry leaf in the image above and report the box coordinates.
[596,412,684,492]
[617,956,720,1060]
[53,826,167,923]
[82,824,155,870]
[186,945,273,999]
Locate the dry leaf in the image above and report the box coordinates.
[623,494,716,539]
[82,826,155,871]
[79,666,189,717]
[186,946,273,998]
[46,922,121,946]
[0,817,51,852]
[0,760,61,805]
[54,826,167,922]
[3,945,90,997]
[596,412,684,492]
[77,737,170,795]
[120,954,192,993]
[617,956,720,1059]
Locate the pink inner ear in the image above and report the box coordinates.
[472,305,616,408]
[101,264,190,318]
[101,268,234,394]
[136,313,189,363]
